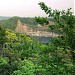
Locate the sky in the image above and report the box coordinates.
[0,0,74,17]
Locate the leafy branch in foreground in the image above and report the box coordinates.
[35,16,49,25]
[39,2,75,63]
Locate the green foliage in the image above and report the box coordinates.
[35,16,49,25]
[21,17,37,26]
[37,44,75,75]
[0,28,75,75]
[0,30,43,75]
[11,60,35,75]
[0,17,19,30]
[6,30,18,42]
[39,2,75,50]
[0,57,10,75]
[39,2,75,64]
[0,2,75,75]
[0,16,37,31]
[0,57,8,68]
[0,26,6,45]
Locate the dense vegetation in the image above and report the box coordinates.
[39,2,75,62]
[0,16,54,31]
[0,16,38,31]
[35,16,49,25]
[0,27,75,75]
[0,2,75,75]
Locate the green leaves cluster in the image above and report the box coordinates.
[0,26,6,45]
[39,2,75,64]
[0,57,8,68]
[35,16,49,25]
[11,60,35,75]
[39,2,75,50]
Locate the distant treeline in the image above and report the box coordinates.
[0,16,54,31]
[0,16,38,30]
[0,16,10,20]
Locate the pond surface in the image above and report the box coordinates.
[32,36,52,44]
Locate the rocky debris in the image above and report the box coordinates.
[27,31,59,37]
[15,19,28,33]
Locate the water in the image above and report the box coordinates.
[32,36,52,44]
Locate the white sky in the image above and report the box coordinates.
[0,0,74,17]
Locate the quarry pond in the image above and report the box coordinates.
[32,36,52,44]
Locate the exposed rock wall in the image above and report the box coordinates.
[15,19,28,33]
[15,20,59,37]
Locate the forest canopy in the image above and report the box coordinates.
[0,2,75,75]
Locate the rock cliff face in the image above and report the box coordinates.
[15,19,28,33]
[15,20,59,37]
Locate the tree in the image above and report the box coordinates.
[38,2,75,63]
[35,16,49,25]
[11,60,35,75]
[0,26,7,57]
[0,26,6,45]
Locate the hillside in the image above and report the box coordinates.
[0,16,37,31]
[0,16,55,31]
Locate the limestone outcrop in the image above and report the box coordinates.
[15,19,59,37]
[15,19,28,33]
